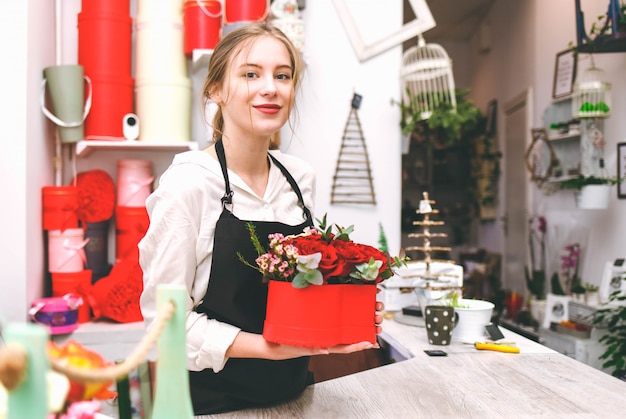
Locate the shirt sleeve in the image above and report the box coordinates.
[138,162,240,373]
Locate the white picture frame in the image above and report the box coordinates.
[600,260,626,304]
[542,293,571,329]
[332,0,436,62]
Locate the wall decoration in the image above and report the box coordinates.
[542,293,571,329]
[600,259,626,303]
[552,48,577,99]
[331,93,376,205]
[332,0,435,62]
[617,142,626,199]
[525,128,560,186]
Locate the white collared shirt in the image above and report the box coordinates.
[139,149,315,372]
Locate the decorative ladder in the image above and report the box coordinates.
[330,94,376,205]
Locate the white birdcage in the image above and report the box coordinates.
[400,35,456,121]
[572,59,612,119]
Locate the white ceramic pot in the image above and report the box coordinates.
[451,299,495,343]
[585,291,600,306]
[577,185,611,209]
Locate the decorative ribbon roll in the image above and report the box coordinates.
[29,294,83,335]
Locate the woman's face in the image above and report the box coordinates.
[214,36,294,142]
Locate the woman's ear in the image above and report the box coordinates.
[208,87,224,106]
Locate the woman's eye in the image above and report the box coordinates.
[245,72,258,79]
[276,73,292,81]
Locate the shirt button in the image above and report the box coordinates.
[263,203,270,209]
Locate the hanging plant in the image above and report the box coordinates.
[392,89,486,148]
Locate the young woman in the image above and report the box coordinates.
[139,23,382,415]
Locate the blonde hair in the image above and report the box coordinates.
[201,22,304,144]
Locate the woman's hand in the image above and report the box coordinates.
[375,300,385,333]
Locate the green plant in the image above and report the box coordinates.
[589,1,626,39]
[559,174,620,191]
[525,216,547,299]
[584,282,599,293]
[392,89,485,148]
[525,269,546,300]
[593,276,626,380]
[551,272,565,295]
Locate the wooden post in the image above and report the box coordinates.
[6,323,49,419]
[151,285,194,419]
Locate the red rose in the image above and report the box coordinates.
[317,244,347,280]
[289,234,327,256]
[332,240,366,276]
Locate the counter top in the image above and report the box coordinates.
[206,312,626,418]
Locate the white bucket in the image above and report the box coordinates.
[451,299,494,343]
[117,159,154,207]
[48,228,90,273]
[135,21,187,80]
[136,77,192,143]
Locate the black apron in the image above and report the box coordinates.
[189,140,314,415]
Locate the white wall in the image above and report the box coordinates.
[280,1,402,253]
[532,0,626,290]
[468,0,626,292]
[0,1,56,323]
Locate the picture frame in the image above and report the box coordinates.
[600,260,626,304]
[542,294,571,329]
[618,142,626,199]
[552,48,577,99]
[332,0,435,62]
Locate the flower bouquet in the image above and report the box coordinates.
[239,215,407,347]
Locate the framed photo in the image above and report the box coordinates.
[618,142,626,199]
[552,49,577,99]
[600,260,626,303]
[542,294,571,329]
[332,0,435,62]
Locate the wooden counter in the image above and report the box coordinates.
[205,313,626,418]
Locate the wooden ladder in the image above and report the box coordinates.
[331,105,376,205]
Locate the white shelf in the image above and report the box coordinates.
[76,140,198,157]
[192,48,213,73]
[548,132,580,142]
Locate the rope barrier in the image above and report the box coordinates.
[50,300,175,383]
[0,300,176,388]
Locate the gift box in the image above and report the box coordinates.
[263,281,377,348]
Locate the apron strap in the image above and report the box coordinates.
[214,140,312,221]
[215,140,233,206]
[268,154,312,222]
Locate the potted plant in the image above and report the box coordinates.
[392,89,485,149]
[239,215,407,347]
[525,216,547,322]
[584,282,600,306]
[592,275,626,380]
[559,174,620,209]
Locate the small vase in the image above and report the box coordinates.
[263,281,377,347]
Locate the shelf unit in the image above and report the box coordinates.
[548,132,580,143]
[542,98,582,179]
[75,140,198,157]
[192,48,213,73]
